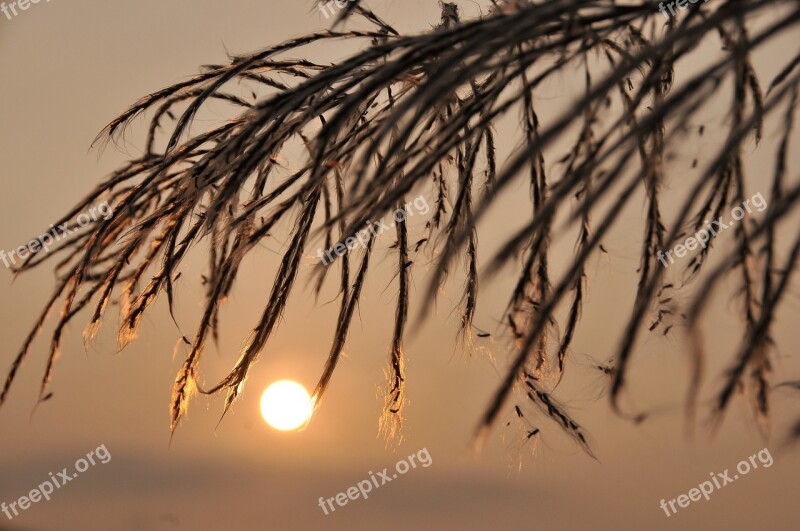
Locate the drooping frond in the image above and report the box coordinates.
[3,0,800,450]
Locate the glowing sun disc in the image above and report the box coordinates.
[260,380,313,431]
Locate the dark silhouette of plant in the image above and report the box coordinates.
[3,0,800,453]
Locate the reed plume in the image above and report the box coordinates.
[3,0,800,454]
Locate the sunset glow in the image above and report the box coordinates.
[259,380,313,431]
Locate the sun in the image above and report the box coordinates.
[259,380,313,431]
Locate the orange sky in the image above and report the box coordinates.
[1,1,799,530]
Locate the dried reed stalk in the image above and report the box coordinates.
[3,0,800,452]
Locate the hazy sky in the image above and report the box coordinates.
[1,1,799,530]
